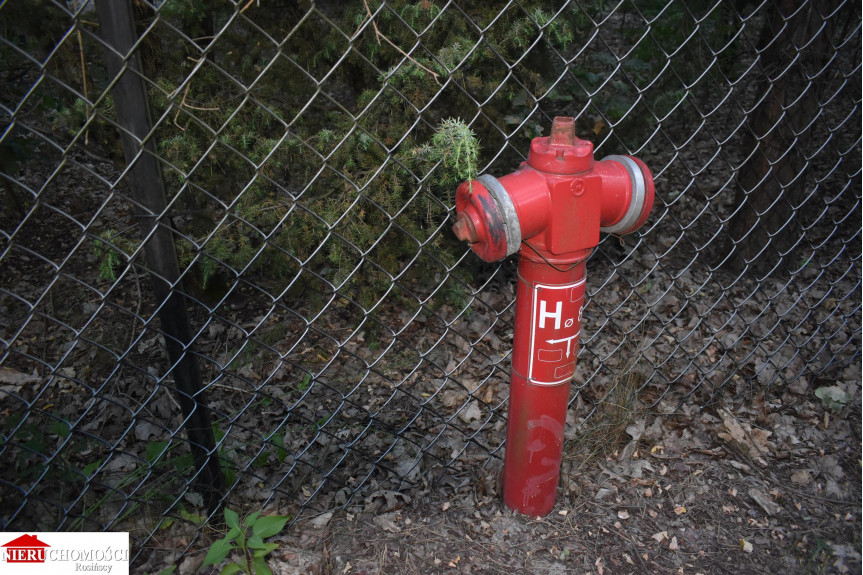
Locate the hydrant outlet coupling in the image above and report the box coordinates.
[452,174,523,261]
[597,155,654,235]
[451,116,655,517]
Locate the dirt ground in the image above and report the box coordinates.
[177,361,861,575]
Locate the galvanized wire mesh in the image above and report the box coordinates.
[0,0,859,566]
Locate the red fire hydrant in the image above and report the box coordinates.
[452,117,654,516]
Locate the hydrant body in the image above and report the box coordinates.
[453,117,654,516]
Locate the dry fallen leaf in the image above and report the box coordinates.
[440,389,466,408]
[669,536,679,551]
[718,410,748,444]
[364,490,411,513]
[717,408,773,465]
[592,117,606,135]
[749,488,782,516]
[652,531,668,542]
[791,470,812,485]
[309,511,333,528]
[741,539,754,553]
[748,427,773,453]
[458,400,482,424]
[372,513,401,533]
[483,384,495,403]
[626,420,646,441]
[674,506,687,515]
[0,367,40,393]
[618,510,631,520]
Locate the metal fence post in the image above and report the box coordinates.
[93,0,224,512]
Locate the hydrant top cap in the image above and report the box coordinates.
[550,116,576,146]
[528,116,593,174]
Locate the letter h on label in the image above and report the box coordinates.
[538,299,562,330]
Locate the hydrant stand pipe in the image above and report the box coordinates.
[505,255,587,516]
[451,116,654,517]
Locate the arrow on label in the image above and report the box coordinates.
[545,331,580,357]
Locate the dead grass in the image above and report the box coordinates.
[563,353,647,473]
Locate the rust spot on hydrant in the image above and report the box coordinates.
[452,212,477,243]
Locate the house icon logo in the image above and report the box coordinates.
[2,534,51,563]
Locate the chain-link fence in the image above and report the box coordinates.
[1,0,860,567]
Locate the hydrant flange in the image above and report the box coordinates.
[476,174,522,257]
[598,155,650,235]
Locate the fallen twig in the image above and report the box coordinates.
[173,83,219,130]
[359,0,441,85]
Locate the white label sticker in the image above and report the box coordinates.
[527,280,585,386]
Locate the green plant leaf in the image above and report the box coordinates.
[814,385,848,411]
[252,557,273,575]
[159,517,174,530]
[219,563,245,575]
[251,515,290,538]
[225,507,240,530]
[298,373,311,392]
[270,436,287,463]
[247,536,279,555]
[48,419,72,437]
[244,510,261,528]
[225,526,242,541]
[212,424,227,442]
[202,538,235,567]
[145,441,169,464]
[252,543,279,558]
[179,508,206,526]
[81,459,102,478]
